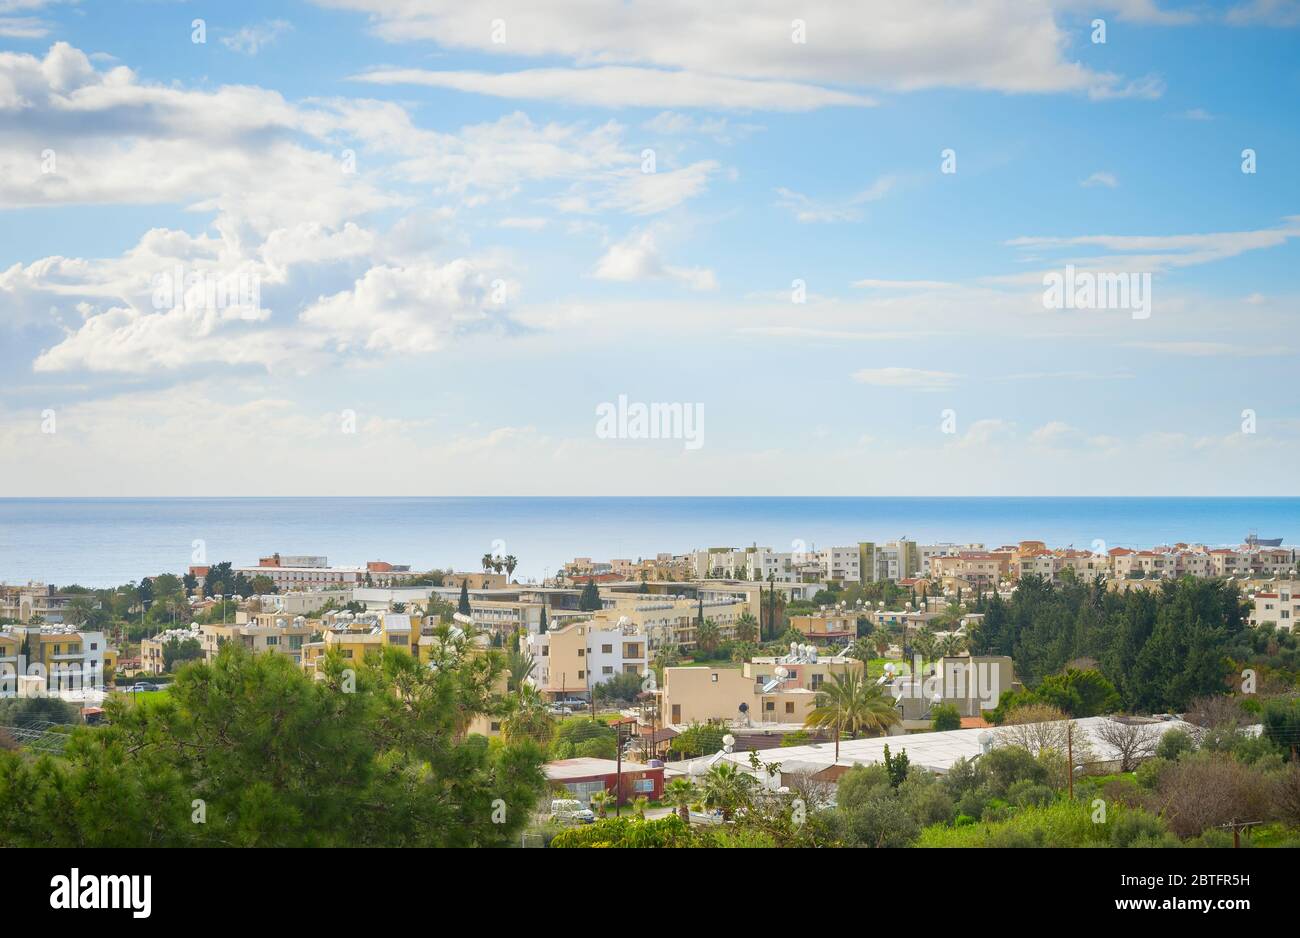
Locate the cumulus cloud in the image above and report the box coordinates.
[592,231,717,290]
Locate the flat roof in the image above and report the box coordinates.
[697,715,1205,775]
[544,758,662,780]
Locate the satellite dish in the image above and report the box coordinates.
[774,666,789,679]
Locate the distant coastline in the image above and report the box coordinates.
[2,496,1296,589]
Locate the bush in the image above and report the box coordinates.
[1155,728,1195,762]
[916,800,1128,848]
[838,793,919,848]
[900,776,955,826]
[1109,809,1170,847]
[1135,757,1172,791]
[1007,780,1055,809]
[550,815,694,848]
[668,723,728,759]
[931,704,961,732]
[836,764,893,810]
[982,746,1048,797]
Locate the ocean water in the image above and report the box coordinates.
[0,497,1296,589]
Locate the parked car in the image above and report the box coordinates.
[549,799,595,824]
[131,682,159,692]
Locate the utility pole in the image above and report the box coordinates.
[1067,721,1074,800]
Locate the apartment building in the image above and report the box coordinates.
[197,614,316,668]
[1016,547,1110,582]
[0,583,86,625]
[930,551,1012,588]
[0,625,115,698]
[891,654,1017,725]
[141,625,202,675]
[522,616,650,700]
[789,611,856,644]
[1251,582,1298,630]
[659,647,863,728]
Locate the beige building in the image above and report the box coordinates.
[789,611,855,643]
[197,615,315,667]
[522,616,649,699]
[660,649,863,728]
[1251,582,1298,630]
[891,655,1016,725]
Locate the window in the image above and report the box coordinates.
[711,673,718,683]
[601,644,613,654]
[602,666,613,675]
[577,670,585,680]
[577,648,585,657]
[633,778,654,793]
[785,702,795,714]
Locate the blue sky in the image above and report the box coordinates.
[2,0,1299,496]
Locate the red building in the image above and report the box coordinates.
[544,757,664,804]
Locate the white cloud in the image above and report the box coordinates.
[850,367,959,390]
[775,176,896,223]
[221,20,293,55]
[592,231,717,291]
[1080,171,1118,188]
[353,66,873,111]
[328,0,1153,108]
[851,278,955,290]
[300,259,505,355]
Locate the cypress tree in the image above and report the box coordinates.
[458,580,471,616]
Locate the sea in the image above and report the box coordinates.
[0,496,1296,589]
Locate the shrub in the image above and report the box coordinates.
[1109,809,1170,847]
[1156,728,1195,762]
[931,704,961,732]
[1007,780,1055,809]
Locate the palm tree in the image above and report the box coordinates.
[872,630,892,657]
[506,648,537,692]
[700,762,756,821]
[504,555,518,582]
[804,669,901,761]
[481,553,495,573]
[912,626,938,664]
[631,796,649,819]
[502,685,554,744]
[937,633,967,657]
[664,777,697,823]
[733,613,758,643]
[694,618,721,655]
[845,638,875,661]
[590,790,610,818]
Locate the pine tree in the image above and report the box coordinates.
[539,606,548,634]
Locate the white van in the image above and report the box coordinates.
[549,799,596,824]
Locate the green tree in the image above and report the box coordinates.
[0,643,545,847]
[804,669,900,761]
[700,762,756,821]
[931,704,961,732]
[579,578,601,612]
[664,777,697,823]
[458,580,471,616]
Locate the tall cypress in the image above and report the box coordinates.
[458,580,471,616]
